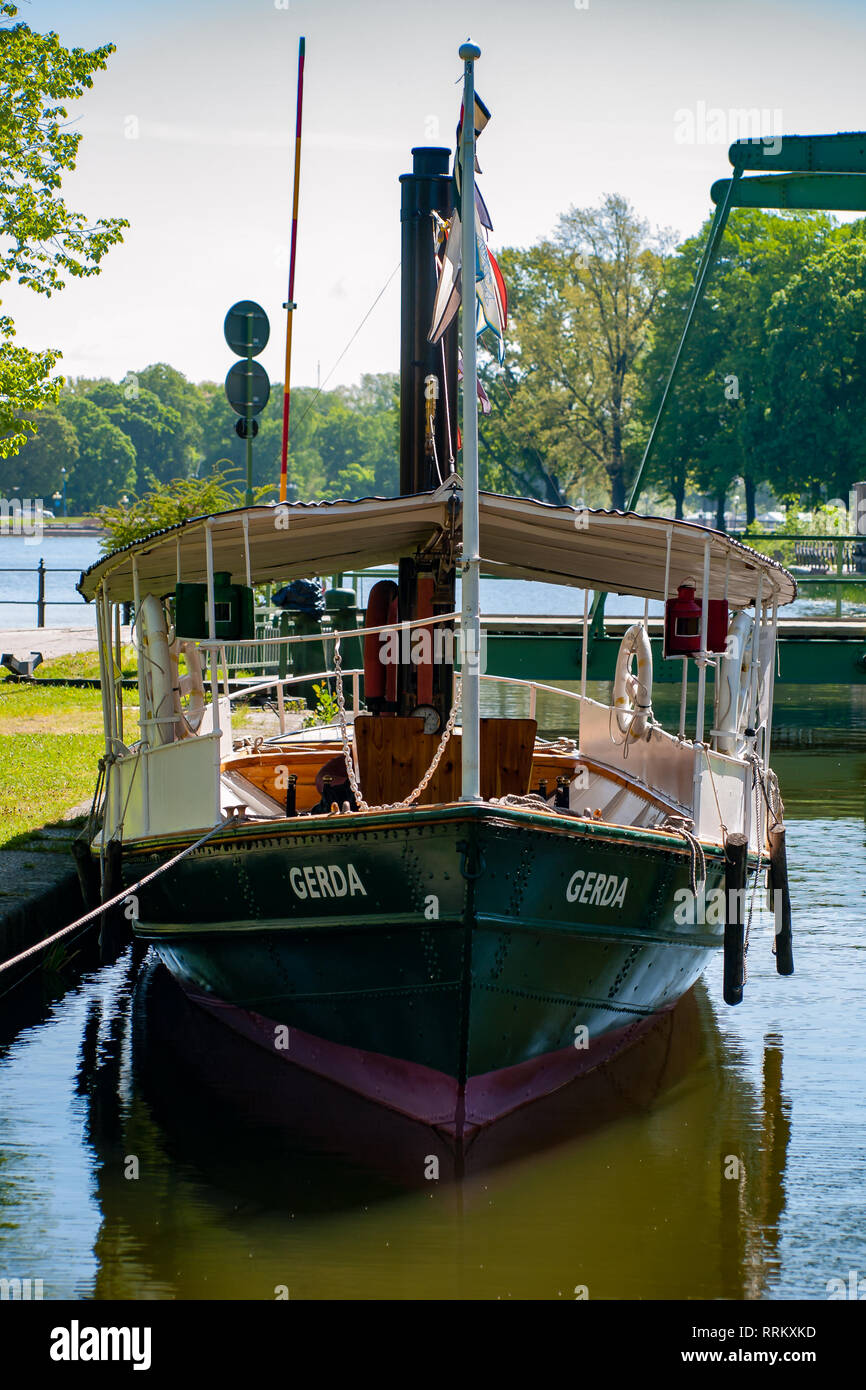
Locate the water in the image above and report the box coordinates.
[0,536,862,628]
[0,536,102,628]
[1,533,863,1300]
[0,740,862,1300]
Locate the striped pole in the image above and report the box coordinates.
[279,35,306,503]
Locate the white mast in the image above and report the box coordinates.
[459,39,481,801]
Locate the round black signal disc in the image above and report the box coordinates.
[225,360,270,416]
[224,300,270,357]
[235,417,259,439]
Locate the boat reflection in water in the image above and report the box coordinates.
[71,949,790,1299]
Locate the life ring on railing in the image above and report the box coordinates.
[363,579,399,708]
[170,638,206,738]
[715,610,753,756]
[613,623,654,739]
[139,594,175,747]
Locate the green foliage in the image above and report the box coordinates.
[636,210,849,523]
[96,467,267,551]
[302,682,339,728]
[197,372,399,503]
[57,394,136,510]
[11,404,78,497]
[0,2,127,455]
[481,195,671,508]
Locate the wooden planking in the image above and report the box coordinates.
[223,743,345,812]
[355,715,459,806]
[354,716,537,806]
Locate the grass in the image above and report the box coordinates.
[0,681,106,735]
[0,652,304,846]
[0,666,141,848]
[34,646,138,680]
[0,730,104,846]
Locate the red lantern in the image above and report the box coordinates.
[664,581,728,658]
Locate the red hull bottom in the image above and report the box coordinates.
[186,989,668,1137]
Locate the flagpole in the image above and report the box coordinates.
[459,40,481,802]
[279,35,306,504]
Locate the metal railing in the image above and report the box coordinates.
[0,559,86,626]
[729,534,866,616]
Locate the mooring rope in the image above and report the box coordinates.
[0,820,226,983]
[663,816,707,895]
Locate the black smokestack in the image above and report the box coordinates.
[399,147,459,496]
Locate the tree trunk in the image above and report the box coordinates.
[673,458,686,519]
[609,464,626,511]
[744,474,756,526]
[715,487,727,533]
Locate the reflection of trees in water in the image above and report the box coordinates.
[75,954,790,1300]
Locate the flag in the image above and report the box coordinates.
[475,183,493,232]
[454,92,491,209]
[429,207,507,361]
[429,91,507,363]
[456,93,491,146]
[429,212,462,345]
[475,227,505,362]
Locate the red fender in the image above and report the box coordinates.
[416,573,434,707]
[364,579,399,704]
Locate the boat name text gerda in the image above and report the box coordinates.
[289,864,367,900]
[566,871,629,909]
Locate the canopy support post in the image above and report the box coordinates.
[695,537,711,744]
[764,597,778,772]
[580,586,590,706]
[205,520,223,823]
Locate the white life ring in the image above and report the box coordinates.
[613,623,654,739]
[170,639,206,738]
[139,594,176,747]
[715,610,753,755]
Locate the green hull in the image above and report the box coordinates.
[126,805,726,1126]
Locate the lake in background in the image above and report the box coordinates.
[0,534,861,627]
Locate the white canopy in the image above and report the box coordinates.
[78,486,796,608]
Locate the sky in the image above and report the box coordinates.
[4,0,866,395]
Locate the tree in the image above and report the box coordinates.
[198,379,325,500]
[478,356,566,503]
[8,405,78,499]
[97,469,265,551]
[57,394,136,511]
[315,375,399,499]
[132,363,205,480]
[69,378,181,487]
[764,224,866,506]
[487,195,671,508]
[638,210,835,524]
[0,3,126,455]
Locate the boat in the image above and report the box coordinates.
[77,42,796,1142]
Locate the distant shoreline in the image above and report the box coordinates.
[0,527,106,539]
